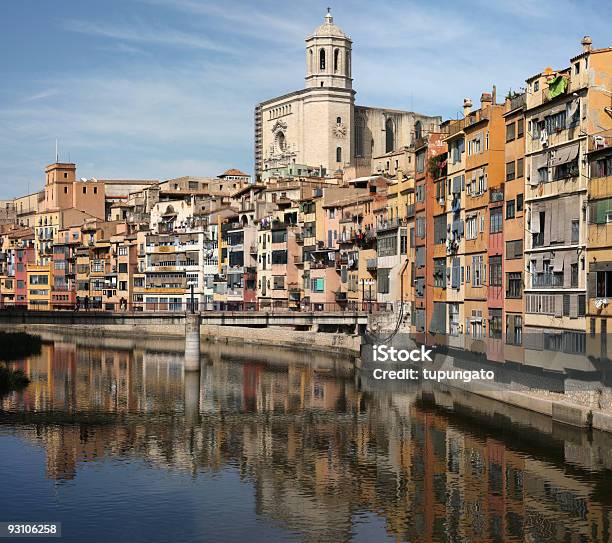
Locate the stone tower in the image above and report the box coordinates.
[305,9,352,90]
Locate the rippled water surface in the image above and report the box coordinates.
[1,334,612,542]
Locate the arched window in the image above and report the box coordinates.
[319,49,326,70]
[309,50,313,72]
[334,48,339,72]
[385,118,394,153]
[336,116,342,124]
[276,132,286,152]
[414,120,422,141]
[336,146,342,163]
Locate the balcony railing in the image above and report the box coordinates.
[589,129,612,153]
[532,273,564,288]
[366,259,377,270]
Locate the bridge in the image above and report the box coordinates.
[0,307,382,329]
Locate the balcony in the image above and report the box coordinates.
[227,287,244,299]
[489,186,504,203]
[366,259,377,271]
[531,273,564,288]
[335,291,347,302]
[589,129,612,153]
[376,217,406,233]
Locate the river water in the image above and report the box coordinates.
[1,333,612,542]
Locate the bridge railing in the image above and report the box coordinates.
[0,300,394,314]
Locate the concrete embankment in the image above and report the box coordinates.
[1,322,361,356]
[359,336,612,434]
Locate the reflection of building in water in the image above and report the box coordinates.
[3,342,612,540]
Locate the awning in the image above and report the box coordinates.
[550,142,579,167]
[552,252,564,272]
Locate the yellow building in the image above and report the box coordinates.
[26,263,52,310]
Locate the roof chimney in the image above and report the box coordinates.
[480,92,493,108]
[492,85,497,105]
[463,98,473,117]
[581,35,592,53]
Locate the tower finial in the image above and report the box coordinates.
[325,7,333,24]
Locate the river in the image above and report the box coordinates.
[1,332,611,542]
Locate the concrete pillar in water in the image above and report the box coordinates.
[184,313,201,371]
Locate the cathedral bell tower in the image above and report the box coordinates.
[305,9,352,90]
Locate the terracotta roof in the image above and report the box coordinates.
[219,169,250,177]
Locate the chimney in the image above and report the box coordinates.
[463,98,473,117]
[581,35,593,53]
[480,92,493,108]
[492,85,497,105]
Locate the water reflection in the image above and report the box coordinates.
[1,335,612,542]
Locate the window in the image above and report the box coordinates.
[506,199,515,219]
[596,271,612,297]
[416,150,425,173]
[516,193,523,211]
[336,146,342,163]
[319,49,326,70]
[416,216,426,239]
[571,263,579,287]
[516,158,524,178]
[517,118,524,138]
[29,274,49,285]
[506,272,522,298]
[118,246,128,256]
[311,277,324,292]
[506,314,522,345]
[271,250,287,264]
[377,268,390,294]
[574,62,580,75]
[273,276,285,290]
[506,239,523,260]
[83,187,87,194]
[571,219,579,244]
[506,160,516,181]
[506,123,516,142]
[333,49,339,72]
[489,309,502,338]
[553,159,578,180]
[433,258,446,288]
[416,184,425,203]
[545,110,566,134]
[472,255,484,287]
[592,156,612,178]
[64,187,68,194]
[490,208,503,233]
[414,120,422,141]
[466,215,478,240]
[386,118,395,153]
[534,80,539,92]
[434,215,447,244]
[118,263,128,273]
[489,256,502,286]
[336,116,341,124]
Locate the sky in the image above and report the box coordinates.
[0,0,610,199]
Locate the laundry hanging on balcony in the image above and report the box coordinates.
[547,75,568,99]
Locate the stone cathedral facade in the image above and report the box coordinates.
[254,9,441,180]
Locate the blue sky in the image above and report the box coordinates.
[0,0,610,199]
